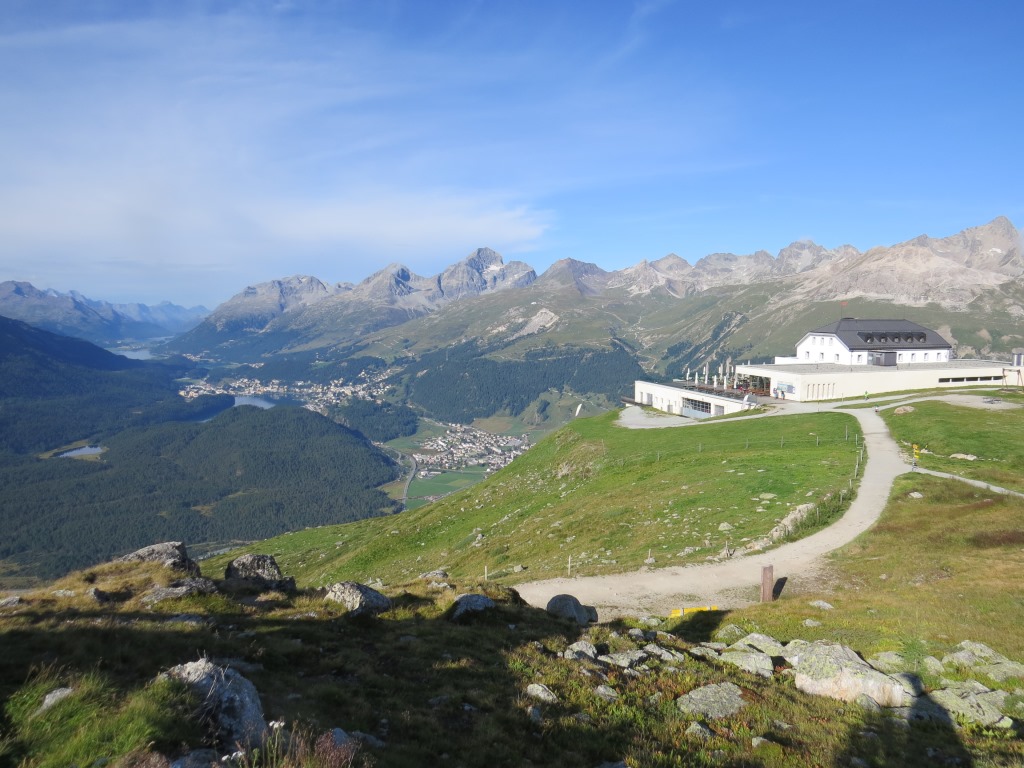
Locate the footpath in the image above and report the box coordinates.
[514,393,1018,619]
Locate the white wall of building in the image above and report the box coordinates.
[793,335,950,365]
[737,363,1010,403]
[633,381,753,418]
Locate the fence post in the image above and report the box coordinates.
[761,565,774,602]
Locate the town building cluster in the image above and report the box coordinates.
[178,366,400,410]
[413,424,529,473]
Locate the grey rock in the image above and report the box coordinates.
[803,619,822,628]
[449,593,496,621]
[419,569,448,580]
[676,682,746,719]
[117,541,200,576]
[50,589,75,597]
[791,641,905,706]
[161,659,267,750]
[526,683,558,703]
[930,686,1014,727]
[324,582,392,616]
[855,693,881,712]
[0,595,21,608]
[37,687,75,714]
[351,730,384,748]
[808,600,835,611]
[729,632,784,656]
[598,650,648,669]
[867,651,906,674]
[527,705,543,724]
[224,554,295,593]
[564,640,599,660]
[701,641,728,651]
[546,593,597,625]
[751,736,771,748]
[595,685,619,701]
[86,587,114,604]
[643,643,687,662]
[141,577,218,606]
[890,672,925,698]
[978,660,1024,682]
[719,650,774,678]
[713,624,747,642]
[688,646,720,660]
[922,655,945,676]
[685,722,713,741]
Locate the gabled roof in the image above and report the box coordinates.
[805,318,952,351]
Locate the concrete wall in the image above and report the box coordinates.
[736,362,1013,402]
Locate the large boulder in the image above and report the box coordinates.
[789,641,906,706]
[324,582,392,616]
[117,542,200,576]
[545,594,597,626]
[162,659,267,750]
[449,593,496,622]
[223,554,295,593]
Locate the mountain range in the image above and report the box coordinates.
[167,216,1023,366]
[0,281,209,344]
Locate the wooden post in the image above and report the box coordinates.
[484,565,488,581]
[761,565,774,603]
[567,555,572,577]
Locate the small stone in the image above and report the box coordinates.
[0,595,22,608]
[803,619,822,628]
[718,522,734,531]
[908,492,924,499]
[752,736,771,748]
[595,685,619,701]
[563,640,598,660]
[526,683,558,703]
[685,722,713,741]
[37,687,75,714]
[808,600,834,611]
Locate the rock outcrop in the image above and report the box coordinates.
[117,542,200,576]
[223,554,295,593]
[161,659,267,750]
[324,582,392,616]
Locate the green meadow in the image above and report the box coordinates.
[207,409,864,587]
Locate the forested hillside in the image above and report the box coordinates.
[0,317,400,584]
[0,406,399,581]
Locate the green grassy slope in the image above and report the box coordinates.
[206,409,864,587]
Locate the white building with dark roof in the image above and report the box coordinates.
[785,318,952,366]
[634,318,1021,414]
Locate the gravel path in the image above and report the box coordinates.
[514,393,1013,619]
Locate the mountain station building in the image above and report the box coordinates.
[634,318,1019,415]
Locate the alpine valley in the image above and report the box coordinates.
[164,216,1024,425]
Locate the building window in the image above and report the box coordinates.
[805,351,810,359]
[856,353,863,363]
[898,353,904,362]
[828,337,833,346]
[924,353,929,361]
[834,354,839,362]
[911,353,916,362]
[819,352,824,361]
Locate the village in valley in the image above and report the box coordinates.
[178,370,530,477]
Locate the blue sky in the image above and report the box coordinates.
[1,1,1022,307]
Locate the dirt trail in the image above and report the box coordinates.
[515,393,1011,619]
